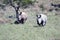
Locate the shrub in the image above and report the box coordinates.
[3,0,35,7]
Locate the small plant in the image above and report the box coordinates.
[39,4,45,11]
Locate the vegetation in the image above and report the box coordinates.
[0,0,60,40]
[3,0,35,6]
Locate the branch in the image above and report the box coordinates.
[17,2,20,10]
[8,0,15,8]
[8,0,20,11]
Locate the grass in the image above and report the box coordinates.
[0,11,60,40]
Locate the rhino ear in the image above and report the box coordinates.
[40,15,41,17]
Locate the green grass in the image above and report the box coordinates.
[0,12,60,40]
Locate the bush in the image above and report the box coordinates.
[3,0,35,7]
[22,0,33,5]
[3,0,9,4]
